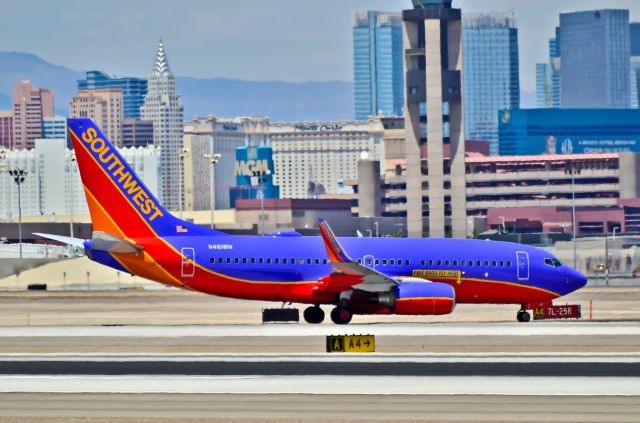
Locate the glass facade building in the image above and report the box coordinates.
[631,22,640,108]
[78,70,148,119]
[499,108,640,156]
[559,10,630,108]
[353,11,404,120]
[462,12,519,155]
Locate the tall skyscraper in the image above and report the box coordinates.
[0,111,13,149]
[78,71,148,119]
[462,11,519,154]
[353,11,404,120]
[69,89,124,147]
[536,29,561,109]
[403,0,465,238]
[140,40,184,210]
[559,9,630,108]
[12,80,54,150]
[631,22,640,108]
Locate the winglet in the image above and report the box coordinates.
[318,218,352,263]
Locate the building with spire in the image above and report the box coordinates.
[140,40,184,210]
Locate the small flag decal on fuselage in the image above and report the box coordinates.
[176,225,188,233]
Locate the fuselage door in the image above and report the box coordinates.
[181,247,196,278]
[363,254,375,270]
[516,251,529,281]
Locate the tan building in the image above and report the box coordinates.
[69,89,124,147]
[270,118,385,199]
[403,1,465,238]
[12,81,54,149]
[183,116,269,211]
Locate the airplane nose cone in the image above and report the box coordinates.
[569,269,588,291]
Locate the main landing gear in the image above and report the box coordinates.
[303,305,353,324]
[330,306,353,325]
[517,306,531,323]
[303,305,325,324]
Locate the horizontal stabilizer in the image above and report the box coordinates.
[33,233,85,248]
[91,231,144,254]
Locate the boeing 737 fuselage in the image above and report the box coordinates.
[37,119,587,324]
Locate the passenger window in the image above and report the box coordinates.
[405,259,410,266]
[375,259,380,265]
[445,260,450,266]
[484,261,489,266]
[492,261,497,267]
[218,258,223,264]
[357,259,362,264]
[499,261,504,267]
[468,260,473,267]
[323,259,328,264]
[429,260,434,266]
[266,258,272,264]
[226,258,231,264]
[298,258,304,264]
[390,259,395,265]
[209,258,215,264]
[507,261,511,267]
[275,258,280,264]
[453,260,458,266]
[437,260,442,266]
[461,260,465,266]
[315,258,321,264]
[243,258,248,264]
[421,259,425,266]
[291,258,295,264]
[259,258,264,264]
[234,258,239,264]
[251,258,256,264]
[382,259,388,265]
[306,258,312,264]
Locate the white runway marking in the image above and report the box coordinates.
[0,375,638,396]
[0,352,639,363]
[0,322,638,338]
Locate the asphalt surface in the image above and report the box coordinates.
[0,393,638,422]
[0,359,638,377]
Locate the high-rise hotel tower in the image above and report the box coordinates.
[141,40,184,210]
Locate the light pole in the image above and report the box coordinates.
[203,152,221,229]
[68,151,76,238]
[565,163,581,268]
[178,148,189,219]
[374,221,379,237]
[8,169,28,258]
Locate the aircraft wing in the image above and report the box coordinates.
[317,218,397,293]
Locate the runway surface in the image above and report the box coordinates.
[0,393,638,422]
[0,353,638,377]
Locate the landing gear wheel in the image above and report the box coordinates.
[303,306,325,324]
[330,306,353,325]
[517,310,531,323]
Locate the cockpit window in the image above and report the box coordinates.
[544,258,562,268]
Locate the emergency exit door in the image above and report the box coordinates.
[181,247,195,277]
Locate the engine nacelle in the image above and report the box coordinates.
[392,281,456,315]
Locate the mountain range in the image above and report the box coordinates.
[0,52,355,121]
[0,51,537,121]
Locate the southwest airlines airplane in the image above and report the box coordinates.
[38,118,587,324]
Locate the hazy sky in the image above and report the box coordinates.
[1,0,639,91]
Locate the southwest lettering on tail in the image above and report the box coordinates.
[80,127,164,222]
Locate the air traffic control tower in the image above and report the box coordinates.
[403,0,466,238]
